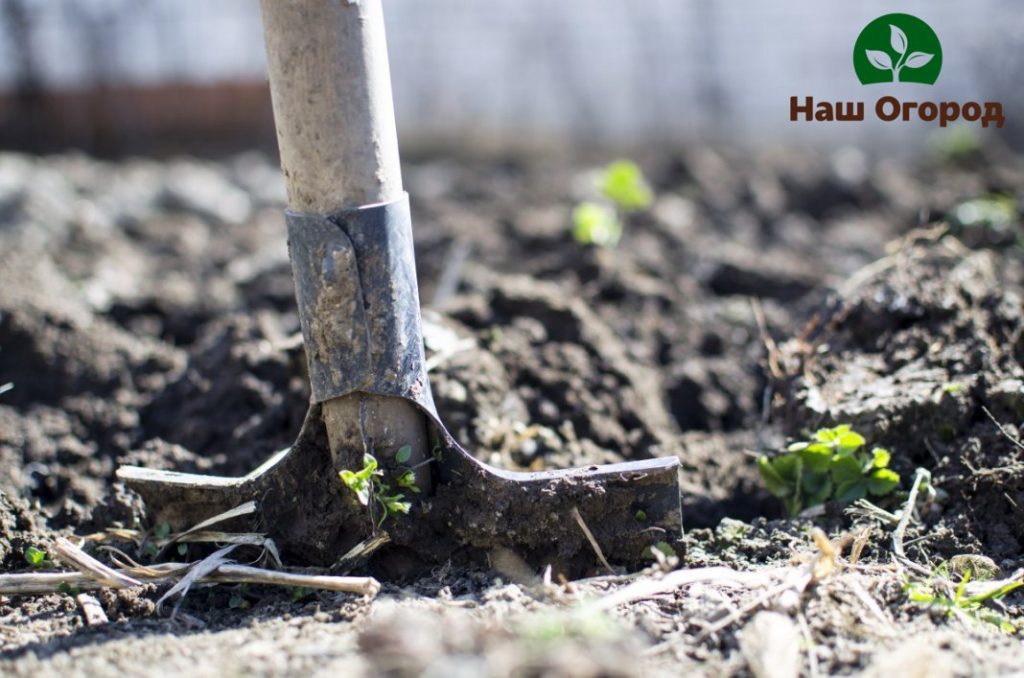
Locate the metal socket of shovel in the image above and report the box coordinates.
[117,0,681,576]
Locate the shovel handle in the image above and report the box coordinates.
[260,0,402,211]
[260,0,430,489]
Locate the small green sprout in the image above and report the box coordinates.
[395,445,413,465]
[24,546,48,567]
[634,509,648,522]
[952,194,1016,233]
[396,469,420,494]
[153,522,172,540]
[339,453,379,507]
[758,424,901,516]
[933,125,981,161]
[378,492,412,517]
[906,570,1022,633]
[571,160,653,247]
[290,586,312,603]
[599,160,654,211]
[572,202,622,247]
[57,581,79,596]
[339,451,414,529]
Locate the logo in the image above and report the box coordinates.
[789,14,1003,128]
[853,14,942,85]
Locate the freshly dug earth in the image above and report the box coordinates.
[1,144,1023,675]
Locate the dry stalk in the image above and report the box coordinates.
[571,507,615,575]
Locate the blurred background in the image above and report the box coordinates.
[0,0,1020,157]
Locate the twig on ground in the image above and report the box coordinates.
[571,507,615,575]
[0,557,382,600]
[170,501,258,544]
[208,564,381,596]
[333,532,391,571]
[158,545,239,616]
[848,526,874,564]
[847,578,896,634]
[53,538,141,589]
[892,468,930,574]
[750,299,783,380]
[981,406,1024,452]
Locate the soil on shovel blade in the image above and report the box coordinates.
[1,145,1024,675]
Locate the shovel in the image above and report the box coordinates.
[117,0,681,576]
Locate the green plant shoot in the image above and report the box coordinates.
[599,160,653,211]
[339,452,414,528]
[571,160,653,247]
[758,424,901,516]
[24,546,47,567]
[572,202,622,247]
[906,569,1023,633]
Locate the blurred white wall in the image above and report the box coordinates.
[0,0,1020,150]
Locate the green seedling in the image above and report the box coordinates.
[951,194,1017,236]
[599,160,654,211]
[573,202,622,247]
[906,570,1022,633]
[572,160,653,247]
[758,424,901,516]
[23,546,48,567]
[933,125,981,161]
[57,581,78,596]
[339,452,413,529]
[290,586,313,603]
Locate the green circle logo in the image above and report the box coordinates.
[853,13,942,85]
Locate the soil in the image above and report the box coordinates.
[1,143,1023,676]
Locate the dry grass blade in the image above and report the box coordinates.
[333,532,391,571]
[166,531,283,568]
[962,569,1024,600]
[981,406,1024,452]
[1,542,381,600]
[892,468,931,575]
[208,565,381,596]
[157,544,239,616]
[0,572,106,595]
[53,537,141,589]
[571,507,615,575]
[171,501,258,542]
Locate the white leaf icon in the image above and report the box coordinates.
[865,50,893,71]
[903,51,934,69]
[890,24,908,55]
